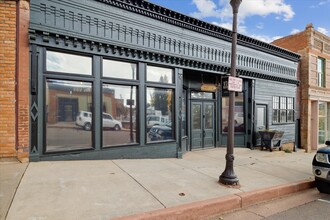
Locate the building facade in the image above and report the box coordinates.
[1,0,300,161]
[273,24,330,152]
[0,0,29,162]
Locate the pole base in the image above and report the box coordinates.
[219,174,239,185]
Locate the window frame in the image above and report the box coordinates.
[317,57,325,88]
[145,65,176,144]
[272,96,295,124]
[46,50,93,76]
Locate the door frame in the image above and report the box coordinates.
[254,104,268,147]
[190,100,216,150]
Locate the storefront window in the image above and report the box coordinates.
[222,93,245,133]
[103,59,137,80]
[45,79,93,152]
[146,66,173,83]
[146,87,174,142]
[319,102,326,145]
[102,84,137,147]
[46,51,92,75]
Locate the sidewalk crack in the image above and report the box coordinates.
[111,161,167,208]
[5,162,30,219]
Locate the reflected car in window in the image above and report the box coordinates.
[146,115,169,129]
[148,123,173,141]
[76,111,122,131]
[223,123,245,133]
[313,140,330,194]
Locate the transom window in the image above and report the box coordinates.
[272,96,294,123]
[146,66,173,83]
[103,59,137,80]
[46,51,92,75]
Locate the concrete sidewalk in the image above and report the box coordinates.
[0,148,316,220]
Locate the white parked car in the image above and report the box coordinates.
[76,111,122,131]
[146,115,169,129]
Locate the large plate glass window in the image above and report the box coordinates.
[222,92,245,133]
[102,84,138,147]
[45,79,93,152]
[146,87,174,142]
[103,59,137,80]
[46,51,92,75]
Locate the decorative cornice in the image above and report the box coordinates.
[29,29,299,85]
[95,0,300,62]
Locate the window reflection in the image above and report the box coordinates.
[46,51,92,75]
[146,87,174,142]
[45,79,93,152]
[205,104,213,129]
[192,104,201,130]
[191,91,214,99]
[102,84,137,147]
[222,93,245,133]
[146,66,173,83]
[103,59,137,80]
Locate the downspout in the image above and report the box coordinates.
[15,0,20,152]
[295,58,302,152]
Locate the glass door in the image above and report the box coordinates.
[191,101,215,150]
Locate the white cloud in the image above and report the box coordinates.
[189,0,294,43]
[249,34,283,43]
[211,21,247,34]
[190,0,221,19]
[190,0,294,21]
[290,29,300,34]
[310,0,330,8]
[317,27,329,35]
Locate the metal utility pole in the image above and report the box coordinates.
[219,0,242,185]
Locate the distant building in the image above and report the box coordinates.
[273,24,330,152]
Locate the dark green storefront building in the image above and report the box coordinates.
[29,0,300,161]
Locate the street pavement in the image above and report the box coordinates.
[0,148,317,220]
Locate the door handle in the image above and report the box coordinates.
[203,130,206,137]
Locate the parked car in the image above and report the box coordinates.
[223,123,245,132]
[312,140,330,194]
[146,115,169,129]
[76,111,122,131]
[148,123,173,141]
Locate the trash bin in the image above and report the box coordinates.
[258,130,284,152]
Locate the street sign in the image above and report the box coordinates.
[224,76,242,92]
[126,99,134,106]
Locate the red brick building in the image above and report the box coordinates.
[273,24,330,152]
[0,0,30,162]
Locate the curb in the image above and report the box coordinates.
[113,179,315,220]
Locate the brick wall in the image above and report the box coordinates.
[272,31,309,53]
[17,0,30,161]
[0,0,17,159]
[0,0,30,161]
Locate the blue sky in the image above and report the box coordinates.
[148,0,330,42]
